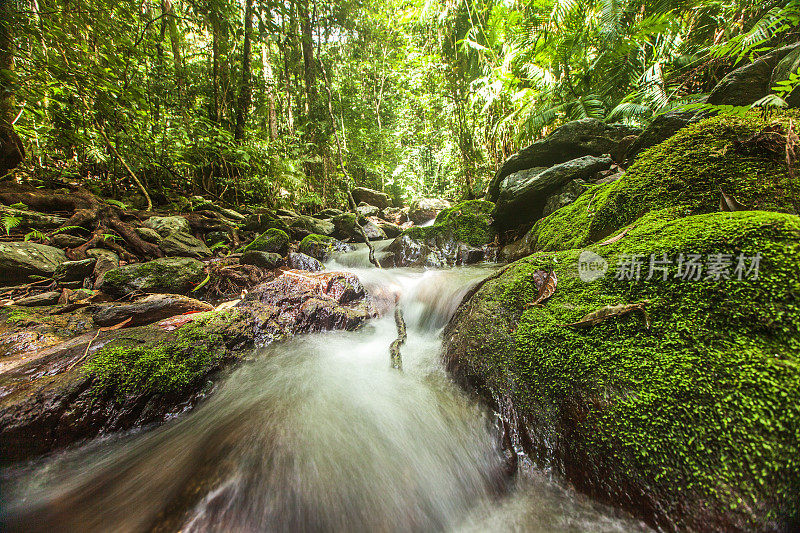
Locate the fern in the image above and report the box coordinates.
[2,214,22,236]
[105,199,130,210]
[24,229,47,242]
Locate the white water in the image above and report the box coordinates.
[1,250,650,532]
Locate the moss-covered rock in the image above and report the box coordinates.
[529,112,800,253]
[383,200,498,267]
[99,257,206,297]
[445,210,800,531]
[298,234,349,262]
[239,228,289,255]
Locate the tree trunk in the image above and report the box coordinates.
[262,43,278,141]
[298,1,317,120]
[234,0,253,141]
[0,0,25,178]
[163,0,184,102]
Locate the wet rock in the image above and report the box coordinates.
[408,198,450,225]
[99,257,206,297]
[356,203,380,218]
[287,215,335,239]
[381,206,409,224]
[488,118,640,201]
[93,294,213,327]
[352,187,392,209]
[313,208,344,219]
[144,215,190,237]
[14,291,62,307]
[276,208,299,218]
[0,242,67,284]
[159,230,212,259]
[361,219,387,240]
[376,220,403,238]
[240,228,289,255]
[135,226,162,243]
[298,234,353,262]
[287,252,323,272]
[331,213,360,240]
[541,179,590,218]
[54,258,96,282]
[242,211,290,233]
[493,155,612,231]
[240,250,284,270]
[86,248,119,288]
[49,233,87,248]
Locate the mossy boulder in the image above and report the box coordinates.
[99,257,206,297]
[383,200,497,267]
[287,215,335,239]
[445,210,800,531]
[529,112,800,253]
[240,228,289,255]
[298,234,352,262]
[0,242,67,284]
[242,211,290,233]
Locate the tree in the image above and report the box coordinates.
[0,0,24,178]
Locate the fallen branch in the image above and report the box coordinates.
[389,304,406,371]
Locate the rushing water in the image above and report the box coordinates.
[1,247,650,532]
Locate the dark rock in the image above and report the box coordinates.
[0,124,25,178]
[542,179,590,218]
[381,206,409,224]
[298,234,353,262]
[352,187,392,209]
[242,212,290,233]
[0,242,67,284]
[376,220,403,238]
[134,226,162,243]
[493,155,612,231]
[54,258,96,282]
[356,203,380,218]
[313,208,344,219]
[93,294,213,327]
[488,119,640,201]
[240,228,289,255]
[625,109,706,162]
[159,230,212,259]
[0,206,66,230]
[49,233,87,248]
[331,213,360,240]
[287,252,323,272]
[276,208,299,218]
[240,250,284,269]
[287,215,335,239]
[770,44,800,108]
[206,231,230,246]
[86,248,119,289]
[708,42,800,107]
[408,198,450,225]
[99,257,206,297]
[14,291,62,307]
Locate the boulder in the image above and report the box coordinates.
[144,215,190,237]
[625,109,706,163]
[298,234,353,262]
[242,212,290,233]
[287,252,323,272]
[206,231,230,246]
[331,213,360,240]
[159,231,212,259]
[352,187,392,209]
[381,206,409,224]
[134,226,162,243]
[240,228,289,255]
[93,294,213,327]
[86,248,119,288]
[541,179,590,218]
[0,242,67,284]
[356,203,380,218]
[408,198,450,225]
[707,42,800,107]
[376,220,403,238]
[493,155,612,231]
[0,206,66,230]
[313,208,344,219]
[49,233,87,248]
[487,118,640,201]
[770,44,800,108]
[240,250,284,270]
[99,257,206,297]
[287,215,335,239]
[361,219,387,240]
[54,258,96,283]
[13,291,62,307]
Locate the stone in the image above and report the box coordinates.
[206,231,230,246]
[86,248,120,284]
[287,252,323,272]
[54,258,96,282]
[493,155,612,230]
[144,215,190,237]
[13,291,62,307]
[0,242,67,284]
[298,234,353,262]
[287,215,335,239]
[241,250,284,270]
[356,203,380,218]
[313,208,344,219]
[331,213,360,240]
[408,198,450,224]
[0,206,66,230]
[352,187,392,209]
[98,257,206,297]
[625,109,706,163]
[93,294,213,327]
[381,206,409,224]
[240,228,289,255]
[488,118,640,201]
[770,44,800,108]
[135,226,162,243]
[361,220,387,241]
[48,233,87,248]
[541,179,590,218]
[376,220,403,238]
[159,230,212,259]
[276,208,299,217]
[242,212,290,233]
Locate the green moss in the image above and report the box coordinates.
[240,228,289,254]
[448,210,800,529]
[529,112,800,252]
[101,257,206,296]
[4,307,33,325]
[84,317,230,399]
[403,200,496,247]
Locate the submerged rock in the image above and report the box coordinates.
[99,257,206,297]
[0,241,67,284]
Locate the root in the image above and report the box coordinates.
[389,303,406,371]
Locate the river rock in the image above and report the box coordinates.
[287,252,323,272]
[240,250,284,270]
[381,206,409,224]
[0,242,67,284]
[287,215,335,239]
[206,231,230,246]
[376,220,403,238]
[99,257,206,297]
[135,226,162,243]
[331,213,360,240]
[356,203,380,218]
[361,220,387,240]
[144,215,190,237]
[408,198,450,224]
[93,294,213,327]
[159,230,212,259]
[313,208,344,219]
[54,258,96,283]
[493,155,612,230]
[241,229,289,255]
[352,187,392,209]
[487,119,640,201]
[298,234,353,262]
[0,206,66,231]
[14,291,62,307]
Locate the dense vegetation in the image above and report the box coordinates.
[1,0,799,209]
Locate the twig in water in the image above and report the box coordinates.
[389,304,406,371]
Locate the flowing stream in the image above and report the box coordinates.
[1,246,650,532]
